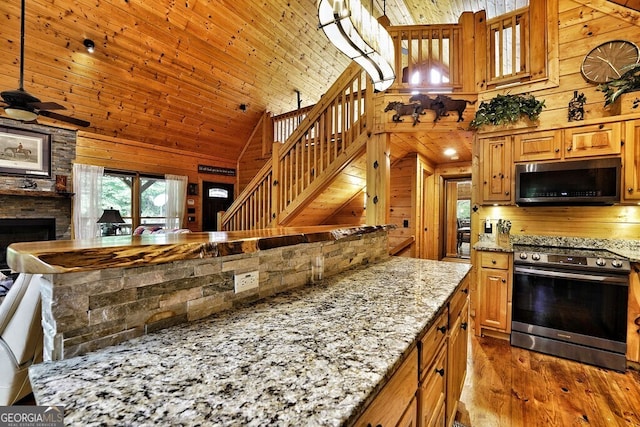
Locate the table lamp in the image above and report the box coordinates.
[97,207,125,236]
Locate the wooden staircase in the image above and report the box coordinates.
[221,62,372,231]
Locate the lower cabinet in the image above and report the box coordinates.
[354,277,470,427]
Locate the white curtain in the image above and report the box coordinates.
[165,174,188,229]
[72,163,104,239]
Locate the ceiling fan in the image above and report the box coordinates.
[0,0,90,127]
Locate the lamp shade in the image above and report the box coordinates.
[97,208,125,224]
[318,0,395,91]
[4,107,38,121]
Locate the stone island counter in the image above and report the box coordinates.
[29,257,472,426]
[9,226,394,361]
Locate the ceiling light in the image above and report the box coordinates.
[4,107,37,121]
[83,39,95,53]
[318,0,395,92]
[444,148,457,156]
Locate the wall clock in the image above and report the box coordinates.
[581,40,640,84]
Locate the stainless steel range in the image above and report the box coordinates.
[511,245,631,371]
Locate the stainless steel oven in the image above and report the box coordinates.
[511,245,630,371]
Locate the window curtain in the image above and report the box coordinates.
[72,163,104,239]
[165,174,188,229]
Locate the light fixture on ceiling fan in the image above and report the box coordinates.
[0,0,90,127]
[317,0,396,92]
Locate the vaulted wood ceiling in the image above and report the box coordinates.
[0,0,637,165]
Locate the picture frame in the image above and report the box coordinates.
[0,126,52,178]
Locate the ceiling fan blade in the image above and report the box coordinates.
[31,101,66,111]
[38,110,91,127]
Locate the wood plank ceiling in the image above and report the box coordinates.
[0,1,637,165]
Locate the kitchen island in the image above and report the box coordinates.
[29,257,471,426]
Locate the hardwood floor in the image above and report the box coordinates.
[459,335,640,427]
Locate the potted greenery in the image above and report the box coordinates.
[598,63,640,111]
[469,93,545,130]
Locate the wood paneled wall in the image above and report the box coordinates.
[473,0,640,242]
[75,132,236,231]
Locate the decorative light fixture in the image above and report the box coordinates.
[4,106,37,121]
[97,207,125,236]
[83,39,95,53]
[318,0,395,92]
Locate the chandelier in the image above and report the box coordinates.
[318,0,396,92]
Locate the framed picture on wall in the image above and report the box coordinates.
[0,126,51,178]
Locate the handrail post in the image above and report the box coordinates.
[271,142,281,226]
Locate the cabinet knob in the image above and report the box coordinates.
[567,146,572,152]
[629,188,634,194]
[461,322,468,330]
[502,278,506,283]
[437,325,447,334]
[491,259,497,264]
[435,368,445,377]
[554,148,560,153]
[505,191,510,196]
[462,288,469,294]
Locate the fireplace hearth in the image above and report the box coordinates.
[0,218,56,271]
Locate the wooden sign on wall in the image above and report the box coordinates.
[198,164,236,176]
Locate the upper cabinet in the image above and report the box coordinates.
[624,120,640,202]
[480,136,513,204]
[513,124,621,162]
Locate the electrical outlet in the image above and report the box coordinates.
[234,270,259,293]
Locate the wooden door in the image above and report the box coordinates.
[202,182,234,231]
[623,120,640,202]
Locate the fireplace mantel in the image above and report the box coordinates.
[0,189,73,198]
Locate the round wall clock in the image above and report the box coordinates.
[581,40,640,84]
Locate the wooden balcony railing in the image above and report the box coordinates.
[273,105,315,144]
[221,62,370,231]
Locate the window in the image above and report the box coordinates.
[101,171,167,233]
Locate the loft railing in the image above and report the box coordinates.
[387,24,464,91]
[486,7,530,87]
[221,62,370,231]
[273,105,315,144]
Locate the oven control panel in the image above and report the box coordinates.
[515,247,631,273]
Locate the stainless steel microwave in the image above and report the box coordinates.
[515,157,621,206]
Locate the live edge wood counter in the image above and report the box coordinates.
[7,225,390,274]
[29,257,471,426]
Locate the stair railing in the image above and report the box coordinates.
[222,62,370,231]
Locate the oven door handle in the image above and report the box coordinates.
[514,266,629,285]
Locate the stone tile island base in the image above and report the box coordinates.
[38,227,390,361]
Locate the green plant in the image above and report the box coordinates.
[598,63,640,107]
[469,93,545,130]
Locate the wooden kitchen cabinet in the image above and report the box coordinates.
[564,122,621,158]
[418,309,448,427]
[513,130,562,162]
[477,251,513,337]
[623,120,640,202]
[480,136,513,204]
[446,277,469,427]
[353,347,418,427]
[627,263,640,364]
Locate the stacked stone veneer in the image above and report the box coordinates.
[0,118,76,239]
[40,230,389,361]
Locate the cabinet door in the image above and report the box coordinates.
[627,264,640,363]
[418,343,447,427]
[398,396,418,427]
[481,136,513,203]
[354,348,418,427]
[446,300,469,427]
[564,123,621,158]
[623,120,640,202]
[479,268,510,332]
[514,130,562,162]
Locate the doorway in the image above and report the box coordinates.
[202,181,234,231]
[443,178,471,259]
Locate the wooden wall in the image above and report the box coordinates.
[237,112,272,194]
[76,132,236,231]
[388,155,418,257]
[473,0,640,242]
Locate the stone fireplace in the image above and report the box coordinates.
[0,118,76,269]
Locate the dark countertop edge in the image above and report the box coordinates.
[8,225,396,274]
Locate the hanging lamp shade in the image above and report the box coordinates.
[318,0,396,91]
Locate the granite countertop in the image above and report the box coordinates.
[7,225,392,274]
[29,257,471,426]
[474,235,640,262]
